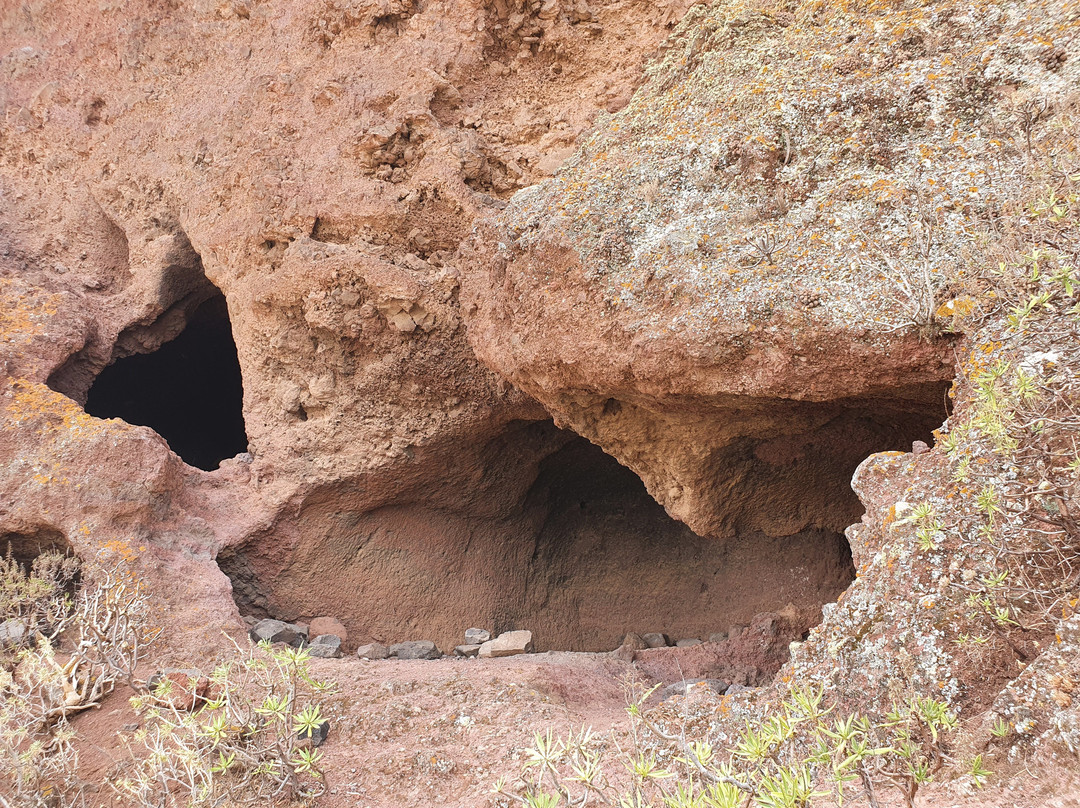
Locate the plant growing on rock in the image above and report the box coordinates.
[1,551,160,808]
[116,641,334,806]
[495,684,959,808]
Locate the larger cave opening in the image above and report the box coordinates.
[218,384,948,654]
[83,292,248,471]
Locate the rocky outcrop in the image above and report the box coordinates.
[459,0,1080,743]
[0,0,696,655]
[460,1,978,545]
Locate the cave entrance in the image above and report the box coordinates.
[1,527,73,570]
[83,292,248,471]
[219,378,947,656]
[516,433,856,651]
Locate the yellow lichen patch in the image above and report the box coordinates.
[0,279,61,346]
[935,296,978,319]
[7,379,109,439]
[100,537,146,564]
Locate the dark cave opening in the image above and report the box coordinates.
[84,292,248,471]
[514,433,858,651]
[1,527,73,570]
[217,378,948,655]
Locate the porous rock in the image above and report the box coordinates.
[613,632,647,662]
[478,630,533,658]
[309,617,348,645]
[388,640,441,660]
[356,643,389,660]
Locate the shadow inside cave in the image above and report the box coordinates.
[217,383,949,653]
[80,293,248,472]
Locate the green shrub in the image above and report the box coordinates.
[116,641,334,806]
[496,684,965,808]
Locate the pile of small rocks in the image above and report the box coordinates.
[246,614,753,663]
[247,616,345,658]
[355,628,534,661]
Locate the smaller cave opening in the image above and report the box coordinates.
[84,292,248,471]
[1,527,73,570]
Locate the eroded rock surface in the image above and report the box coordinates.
[0,0,697,653]
[461,0,970,546]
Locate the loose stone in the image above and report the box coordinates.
[388,640,441,660]
[309,616,348,645]
[306,634,342,658]
[478,630,532,658]
[356,642,389,660]
[249,618,308,648]
[464,627,491,644]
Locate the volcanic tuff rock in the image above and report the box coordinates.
[0,0,696,654]
[4,0,1080,798]
[461,0,1080,739]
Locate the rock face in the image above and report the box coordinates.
[460,0,964,551]
[0,0,705,655]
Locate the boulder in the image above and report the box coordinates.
[388,640,441,660]
[356,642,389,660]
[642,632,670,649]
[454,644,481,657]
[249,619,309,648]
[0,619,27,646]
[675,638,702,648]
[478,630,532,658]
[613,632,646,662]
[306,634,342,658]
[309,617,348,645]
[464,627,491,645]
[708,632,728,644]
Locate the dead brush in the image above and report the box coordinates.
[744,230,787,265]
[1,552,161,808]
